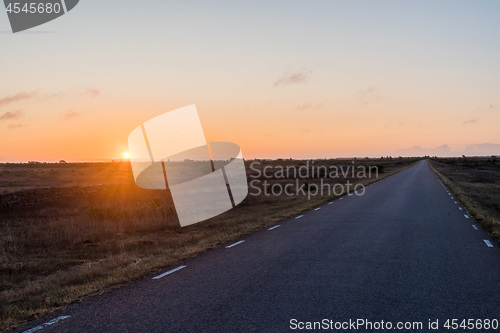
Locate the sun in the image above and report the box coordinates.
[123,152,130,159]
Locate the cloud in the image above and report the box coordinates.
[0,92,36,106]
[391,145,424,156]
[85,88,99,98]
[391,143,500,157]
[274,70,312,86]
[42,89,100,99]
[435,144,450,153]
[463,118,478,125]
[357,86,383,106]
[0,88,100,108]
[391,144,449,156]
[0,110,23,121]
[8,123,27,129]
[62,110,80,120]
[464,143,500,156]
[1,110,27,129]
[296,102,322,111]
[476,104,496,112]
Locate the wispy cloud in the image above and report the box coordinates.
[464,143,500,156]
[62,110,80,120]
[8,123,27,129]
[296,102,322,111]
[476,104,496,112]
[391,144,448,156]
[0,92,36,107]
[463,118,478,125]
[435,144,451,153]
[274,70,312,86]
[0,88,100,108]
[357,86,383,106]
[85,88,99,98]
[392,143,500,157]
[0,110,23,121]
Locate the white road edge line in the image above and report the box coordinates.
[451,197,454,199]
[328,201,333,204]
[459,207,463,211]
[484,240,494,248]
[454,201,458,204]
[472,225,479,230]
[22,316,71,333]
[152,265,187,280]
[314,207,321,211]
[339,197,344,200]
[464,214,470,219]
[295,215,304,219]
[267,225,280,230]
[60,0,68,13]
[225,240,245,249]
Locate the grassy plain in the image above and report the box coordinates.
[0,158,419,330]
[430,157,500,242]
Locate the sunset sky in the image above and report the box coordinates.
[1,0,499,161]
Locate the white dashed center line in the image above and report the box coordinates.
[23,316,71,333]
[328,201,333,204]
[295,215,304,219]
[225,240,245,249]
[267,225,280,230]
[464,214,470,219]
[484,240,494,248]
[458,207,463,211]
[314,207,321,211]
[339,197,344,200]
[152,265,187,280]
[472,225,479,230]
[451,197,454,199]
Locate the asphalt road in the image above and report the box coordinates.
[13,160,500,333]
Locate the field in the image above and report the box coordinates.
[430,157,500,242]
[0,158,419,330]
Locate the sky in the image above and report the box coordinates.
[1,0,499,161]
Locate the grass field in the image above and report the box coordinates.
[0,158,419,330]
[430,157,500,242]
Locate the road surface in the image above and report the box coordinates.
[13,160,500,332]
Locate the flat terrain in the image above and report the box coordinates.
[10,160,499,333]
[430,157,500,241]
[0,158,417,330]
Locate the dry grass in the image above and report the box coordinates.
[429,157,500,241]
[0,158,419,331]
